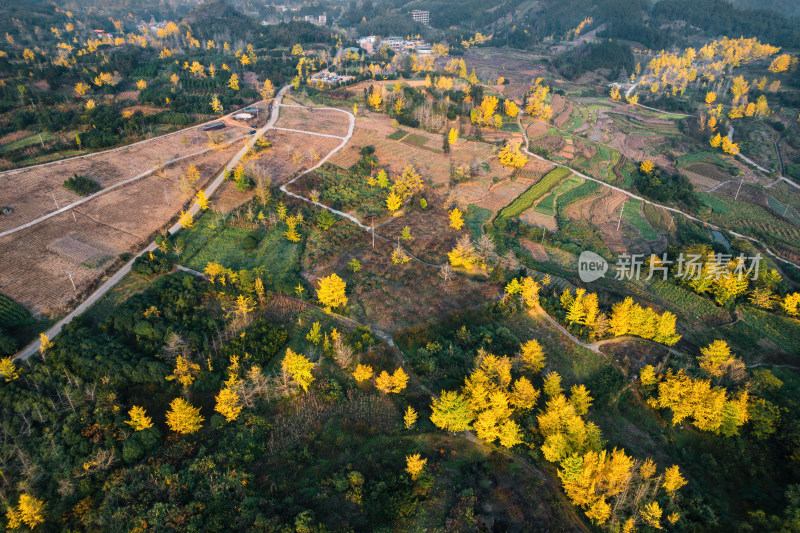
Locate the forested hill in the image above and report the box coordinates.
[487,0,800,52]
[183,0,263,41]
[731,0,800,18]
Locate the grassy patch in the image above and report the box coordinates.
[557,179,600,208]
[179,211,302,293]
[401,133,429,147]
[698,193,732,215]
[622,198,659,240]
[0,132,56,154]
[464,204,492,238]
[387,129,408,140]
[499,167,571,219]
[767,194,800,226]
[693,306,800,359]
[647,280,730,323]
[500,121,521,132]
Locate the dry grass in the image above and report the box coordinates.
[0,123,251,232]
[0,142,245,315]
[274,106,351,138]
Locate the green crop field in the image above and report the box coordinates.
[767,194,800,226]
[0,132,57,154]
[557,180,600,208]
[401,133,429,147]
[647,280,730,323]
[387,129,407,140]
[0,293,32,327]
[622,198,659,240]
[534,175,583,215]
[499,167,572,219]
[693,306,800,359]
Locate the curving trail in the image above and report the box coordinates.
[0,135,247,238]
[14,87,292,359]
[0,103,262,177]
[518,115,800,269]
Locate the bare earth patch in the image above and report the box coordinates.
[0,141,244,315]
[0,123,251,232]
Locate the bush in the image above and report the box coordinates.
[131,250,173,278]
[241,231,263,251]
[63,174,101,196]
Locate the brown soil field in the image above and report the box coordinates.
[0,141,244,315]
[681,170,723,191]
[466,176,536,212]
[253,129,343,185]
[607,134,672,170]
[565,187,628,252]
[550,94,566,117]
[122,105,166,116]
[713,182,769,207]
[462,47,548,86]
[685,162,733,181]
[554,101,573,128]
[530,134,566,153]
[347,79,429,93]
[274,106,351,138]
[525,119,550,139]
[521,209,557,231]
[521,239,550,262]
[0,123,251,233]
[329,112,495,185]
[557,139,576,160]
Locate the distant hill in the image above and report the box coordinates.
[182,0,262,41]
[729,0,800,18]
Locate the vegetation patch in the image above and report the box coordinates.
[498,167,571,219]
[63,173,102,196]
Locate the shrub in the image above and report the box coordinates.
[63,174,101,196]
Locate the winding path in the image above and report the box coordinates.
[518,115,800,269]
[0,135,248,238]
[14,87,293,359]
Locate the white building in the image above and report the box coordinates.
[411,10,430,26]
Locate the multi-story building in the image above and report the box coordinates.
[411,10,430,26]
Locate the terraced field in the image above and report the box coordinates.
[499,167,572,219]
[621,198,660,240]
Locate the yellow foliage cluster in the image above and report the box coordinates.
[470,95,502,128]
[367,86,383,110]
[646,368,750,435]
[525,78,553,120]
[0,357,20,382]
[316,273,348,310]
[125,406,154,431]
[166,397,204,434]
[448,235,481,269]
[375,367,409,393]
[608,296,681,345]
[497,143,528,169]
[6,494,46,529]
[282,348,315,391]
[640,37,779,99]
[405,453,427,480]
[444,58,468,78]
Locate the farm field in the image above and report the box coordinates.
[621,198,659,240]
[274,105,351,138]
[0,141,244,314]
[0,121,251,233]
[499,167,572,219]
